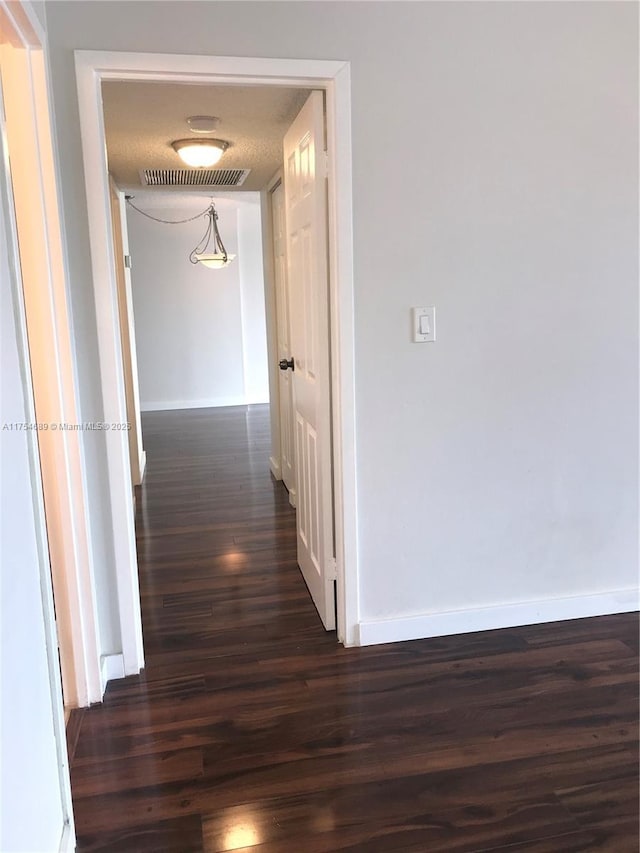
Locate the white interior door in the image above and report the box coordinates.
[272,181,296,503]
[283,90,335,630]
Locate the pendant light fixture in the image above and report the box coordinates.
[189,202,235,269]
[125,197,235,271]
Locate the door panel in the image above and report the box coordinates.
[284,90,335,630]
[271,181,295,500]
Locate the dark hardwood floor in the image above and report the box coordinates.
[69,405,639,852]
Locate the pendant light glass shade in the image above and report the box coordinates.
[190,203,235,270]
[193,252,236,269]
[171,138,228,168]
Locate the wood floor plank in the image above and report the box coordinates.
[72,747,203,797]
[478,831,601,853]
[555,775,640,851]
[75,814,203,852]
[201,793,591,852]
[69,405,639,851]
[66,707,86,765]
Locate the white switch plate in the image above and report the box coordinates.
[412,306,436,342]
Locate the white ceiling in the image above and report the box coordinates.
[102,81,311,192]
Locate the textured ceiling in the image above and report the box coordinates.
[102,81,312,192]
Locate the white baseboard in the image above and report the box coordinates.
[141,395,269,412]
[269,455,282,480]
[100,653,125,695]
[357,588,640,647]
[288,487,297,508]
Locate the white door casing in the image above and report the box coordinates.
[108,176,145,488]
[271,180,296,503]
[0,1,77,847]
[284,91,336,630]
[75,51,358,648]
[0,2,103,709]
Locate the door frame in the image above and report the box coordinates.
[1,0,79,847]
[0,0,102,710]
[264,168,297,506]
[74,51,360,646]
[108,175,146,489]
[263,169,283,485]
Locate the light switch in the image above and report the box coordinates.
[412,306,436,342]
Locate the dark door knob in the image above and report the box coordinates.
[279,358,294,372]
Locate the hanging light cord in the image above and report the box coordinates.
[125,196,212,225]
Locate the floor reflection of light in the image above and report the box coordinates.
[222,551,246,573]
[223,819,260,850]
[312,805,336,832]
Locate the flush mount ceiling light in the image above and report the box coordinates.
[190,202,236,269]
[171,138,229,168]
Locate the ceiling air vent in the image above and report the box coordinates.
[140,168,250,187]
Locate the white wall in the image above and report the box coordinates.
[238,201,270,403]
[126,192,269,411]
[29,0,47,29]
[44,1,638,648]
[0,167,66,853]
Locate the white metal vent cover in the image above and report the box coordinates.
[140,168,250,187]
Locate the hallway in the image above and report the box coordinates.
[68,406,638,852]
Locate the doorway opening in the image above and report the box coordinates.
[74,51,358,691]
[102,78,336,634]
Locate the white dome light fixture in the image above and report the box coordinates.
[190,203,236,270]
[171,138,229,168]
